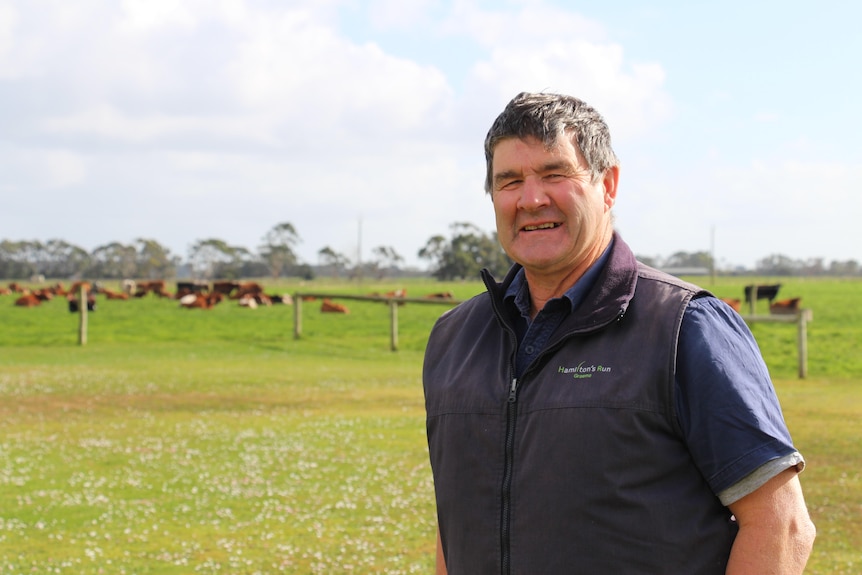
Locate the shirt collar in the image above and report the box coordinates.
[504,238,615,317]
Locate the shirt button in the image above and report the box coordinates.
[525,345,535,355]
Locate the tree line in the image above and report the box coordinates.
[1,222,859,282]
[638,251,862,277]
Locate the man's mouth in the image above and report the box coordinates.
[523,223,560,231]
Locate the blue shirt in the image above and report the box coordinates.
[503,244,801,502]
[505,247,607,378]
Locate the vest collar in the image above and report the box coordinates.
[482,231,638,331]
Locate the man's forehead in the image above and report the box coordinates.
[492,135,584,168]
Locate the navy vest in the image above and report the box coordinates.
[424,238,737,574]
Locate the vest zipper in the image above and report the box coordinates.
[501,376,518,575]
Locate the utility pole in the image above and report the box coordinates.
[356,216,363,286]
[710,225,716,285]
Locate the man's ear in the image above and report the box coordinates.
[602,166,620,211]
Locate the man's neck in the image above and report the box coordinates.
[523,235,611,319]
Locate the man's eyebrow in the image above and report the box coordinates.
[493,169,523,186]
[537,160,573,173]
[494,161,573,185]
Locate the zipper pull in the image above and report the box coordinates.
[508,378,518,403]
[617,303,628,322]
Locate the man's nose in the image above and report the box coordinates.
[517,177,550,210]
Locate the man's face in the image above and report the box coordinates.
[491,135,617,279]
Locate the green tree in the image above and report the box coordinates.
[0,240,36,279]
[90,242,138,279]
[756,254,801,276]
[135,238,177,279]
[370,245,404,279]
[1,239,90,279]
[635,254,660,268]
[664,251,713,270]
[46,240,91,278]
[189,238,251,279]
[828,259,860,276]
[318,246,350,278]
[418,222,511,280]
[259,222,301,278]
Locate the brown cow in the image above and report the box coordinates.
[770,298,801,315]
[370,289,406,298]
[719,297,742,313]
[15,293,41,307]
[33,289,54,301]
[238,293,272,308]
[212,281,240,296]
[69,281,92,295]
[267,293,293,305]
[179,292,224,309]
[321,299,349,313]
[425,291,455,300]
[50,282,68,297]
[135,280,167,297]
[369,288,407,305]
[232,282,264,300]
[102,288,130,300]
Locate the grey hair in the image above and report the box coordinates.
[483,92,620,194]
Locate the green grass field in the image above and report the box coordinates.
[1,277,860,573]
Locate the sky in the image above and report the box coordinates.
[2,0,861,271]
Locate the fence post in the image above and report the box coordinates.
[294,294,302,339]
[748,285,758,315]
[797,309,812,379]
[389,299,398,351]
[78,287,87,346]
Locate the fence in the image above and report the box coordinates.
[292,292,463,351]
[740,309,813,378]
[292,291,813,378]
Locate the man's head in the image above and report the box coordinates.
[486,92,621,286]
[484,92,619,194]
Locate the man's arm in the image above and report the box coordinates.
[436,525,447,574]
[726,468,816,574]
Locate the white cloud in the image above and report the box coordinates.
[223,10,455,142]
[118,0,199,33]
[2,147,88,190]
[0,1,18,78]
[367,0,436,29]
[450,2,671,141]
[40,105,282,147]
[43,150,89,189]
[23,0,859,273]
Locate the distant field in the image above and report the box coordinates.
[0,276,859,573]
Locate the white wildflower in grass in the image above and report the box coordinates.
[0,293,462,573]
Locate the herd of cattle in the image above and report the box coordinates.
[3,281,802,315]
[2,280,457,314]
[718,283,802,315]
[0,279,295,311]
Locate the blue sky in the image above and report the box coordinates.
[1,0,860,270]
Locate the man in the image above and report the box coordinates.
[423,92,815,574]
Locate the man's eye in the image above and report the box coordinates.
[545,174,565,181]
[500,180,522,190]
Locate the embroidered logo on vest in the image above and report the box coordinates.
[558,361,612,379]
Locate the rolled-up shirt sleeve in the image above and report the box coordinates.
[675,296,804,505]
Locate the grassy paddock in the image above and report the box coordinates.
[0,276,860,573]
